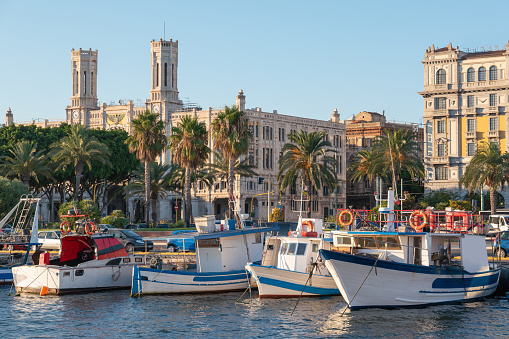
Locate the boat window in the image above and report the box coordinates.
[135,257,143,263]
[267,244,274,251]
[355,236,377,248]
[312,243,319,252]
[296,243,307,255]
[335,236,352,245]
[287,243,297,255]
[255,233,262,243]
[280,242,289,254]
[377,236,401,250]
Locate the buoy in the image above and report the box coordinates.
[40,286,49,296]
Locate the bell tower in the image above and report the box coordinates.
[148,38,182,123]
[67,48,98,126]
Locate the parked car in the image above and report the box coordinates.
[97,224,112,233]
[104,228,153,252]
[166,230,197,252]
[489,214,509,233]
[493,231,509,257]
[125,224,139,230]
[37,230,62,250]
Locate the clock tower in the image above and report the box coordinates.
[66,48,98,126]
[148,39,183,123]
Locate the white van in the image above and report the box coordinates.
[489,215,509,233]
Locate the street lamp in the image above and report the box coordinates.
[92,181,106,203]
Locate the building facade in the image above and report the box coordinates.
[7,38,347,223]
[344,111,423,209]
[419,42,509,206]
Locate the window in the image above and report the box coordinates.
[490,93,497,106]
[164,63,168,86]
[467,68,475,82]
[467,119,475,132]
[467,95,475,108]
[84,71,87,94]
[467,143,476,156]
[436,120,445,133]
[311,243,319,252]
[280,243,288,254]
[435,166,448,180]
[436,69,446,84]
[171,64,175,88]
[490,66,498,80]
[156,63,159,87]
[262,148,273,169]
[296,243,307,255]
[437,143,446,157]
[287,243,297,255]
[91,72,94,94]
[478,67,486,81]
[490,117,498,131]
[278,128,285,142]
[435,97,446,109]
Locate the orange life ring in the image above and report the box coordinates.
[339,210,354,226]
[409,210,428,231]
[60,221,71,235]
[302,220,315,233]
[85,221,96,235]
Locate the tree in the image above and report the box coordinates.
[278,130,336,217]
[49,124,112,201]
[169,115,210,227]
[0,177,30,219]
[369,129,424,192]
[125,162,174,226]
[348,149,382,183]
[0,140,53,187]
[461,142,509,214]
[208,150,258,182]
[211,106,252,218]
[126,111,167,227]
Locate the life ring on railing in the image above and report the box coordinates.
[60,221,71,235]
[302,220,315,233]
[409,210,428,231]
[339,210,354,226]
[85,221,96,235]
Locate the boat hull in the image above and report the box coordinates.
[320,249,501,309]
[12,264,134,295]
[131,265,250,295]
[246,263,340,298]
[0,267,13,285]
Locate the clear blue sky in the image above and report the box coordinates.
[1,0,508,124]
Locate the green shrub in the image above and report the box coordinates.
[100,215,128,228]
[170,220,185,228]
[269,207,284,222]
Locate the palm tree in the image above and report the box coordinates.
[208,150,258,182]
[49,124,111,201]
[0,140,53,187]
[370,129,424,192]
[348,149,383,183]
[461,142,509,215]
[126,110,167,227]
[278,130,336,217]
[168,115,210,227]
[125,162,174,225]
[211,106,252,217]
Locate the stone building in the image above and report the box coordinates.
[344,111,423,209]
[6,38,347,223]
[419,42,509,206]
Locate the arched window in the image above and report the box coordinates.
[478,67,486,81]
[436,69,446,84]
[490,66,498,80]
[84,71,87,94]
[164,63,168,87]
[156,63,159,87]
[467,68,475,82]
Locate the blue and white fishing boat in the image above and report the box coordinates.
[131,212,278,295]
[321,230,501,309]
[246,217,340,298]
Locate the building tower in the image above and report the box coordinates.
[148,38,183,123]
[66,48,98,126]
[5,107,13,126]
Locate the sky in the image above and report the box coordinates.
[1,0,508,124]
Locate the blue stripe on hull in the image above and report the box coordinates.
[258,276,340,296]
[432,274,499,289]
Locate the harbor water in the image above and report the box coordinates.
[1,286,508,338]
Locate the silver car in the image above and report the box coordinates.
[38,231,62,250]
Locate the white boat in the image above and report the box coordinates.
[246,217,340,298]
[321,231,501,309]
[131,214,278,295]
[13,234,145,295]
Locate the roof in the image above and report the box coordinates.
[195,226,279,240]
[462,50,506,59]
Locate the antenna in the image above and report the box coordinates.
[164,21,165,40]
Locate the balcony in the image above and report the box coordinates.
[465,131,476,139]
[428,157,449,164]
[465,108,475,113]
[488,106,499,112]
[488,130,499,139]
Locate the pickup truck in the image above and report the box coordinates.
[166,230,197,252]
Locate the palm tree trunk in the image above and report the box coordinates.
[185,167,192,228]
[74,162,84,201]
[145,161,151,227]
[229,158,235,219]
[151,198,157,227]
[306,179,311,218]
[490,188,497,215]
